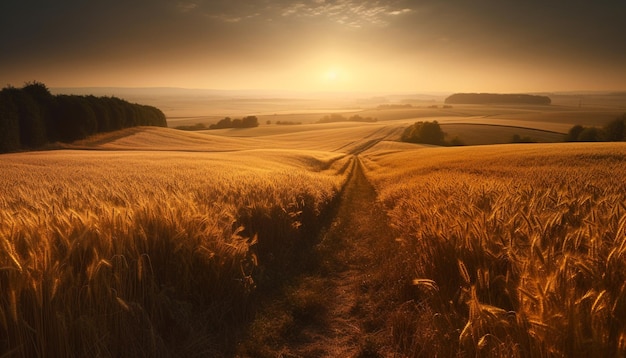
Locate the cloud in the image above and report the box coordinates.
[281,3,307,17]
[177,1,199,13]
[274,0,413,28]
[388,8,411,16]
[177,0,415,28]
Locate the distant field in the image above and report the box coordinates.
[440,123,564,144]
[164,96,625,147]
[64,123,404,154]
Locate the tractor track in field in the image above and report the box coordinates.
[237,153,398,357]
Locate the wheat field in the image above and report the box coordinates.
[0,148,350,356]
[362,142,626,357]
[2,120,626,356]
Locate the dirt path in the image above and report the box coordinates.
[238,156,397,357]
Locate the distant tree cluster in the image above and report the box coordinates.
[604,114,626,140]
[0,82,167,153]
[275,120,302,125]
[175,123,207,131]
[317,113,377,124]
[208,116,259,129]
[401,121,445,145]
[565,114,626,142]
[445,93,551,105]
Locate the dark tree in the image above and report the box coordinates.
[53,95,97,142]
[209,117,232,129]
[22,81,57,141]
[0,89,21,152]
[577,127,603,142]
[603,114,626,141]
[104,97,126,131]
[86,95,112,132]
[208,116,257,129]
[241,116,259,128]
[141,105,167,127]
[3,87,47,148]
[401,121,445,145]
[121,101,137,128]
[565,125,585,142]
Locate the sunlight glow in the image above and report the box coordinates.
[324,69,341,82]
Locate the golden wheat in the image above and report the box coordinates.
[0,149,350,356]
[363,142,626,357]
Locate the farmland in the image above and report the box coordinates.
[1,98,626,356]
[362,142,626,356]
[0,148,349,356]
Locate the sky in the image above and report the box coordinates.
[1,0,626,93]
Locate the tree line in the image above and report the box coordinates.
[0,82,167,153]
[175,116,260,131]
[445,93,551,105]
[565,114,626,142]
[208,116,259,129]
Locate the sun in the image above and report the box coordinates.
[324,69,340,82]
[315,64,351,89]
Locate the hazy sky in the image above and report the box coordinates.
[2,1,625,93]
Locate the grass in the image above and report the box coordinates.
[363,142,626,357]
[0,149,350,356]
